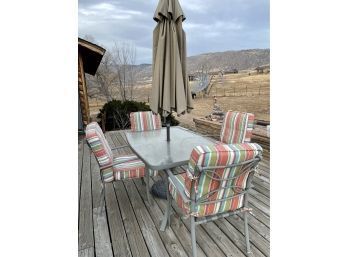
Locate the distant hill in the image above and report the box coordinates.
[134,49,270,80]
[187,49,270,73]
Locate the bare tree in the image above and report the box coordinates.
[112,42,137,101]
[82,36,138,102]
[94,51,117,101]
[195,60,213,93]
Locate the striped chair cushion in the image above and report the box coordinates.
[86,122,158,182]
[86,122,113,168]
[113,155,158,180]
[130,111,162,132]
[169,143,262,217]
[220,111,255,144]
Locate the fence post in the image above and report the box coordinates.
[246,86,248,96]
[259,85,261,96]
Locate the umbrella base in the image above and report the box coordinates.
[151,179,167,199]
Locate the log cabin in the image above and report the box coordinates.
[78,38,105,131]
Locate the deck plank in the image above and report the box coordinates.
[105,183,132,257]
[226,215,270,256]
[200,222,248,257]
[251,179,270,197]
[93,208,114,257]
[104,132,133,257]
[91,153,104,209]
[133,178,204,257]
[236,213,270,242]
[113,180,151,257]
[90,152,113,257]
[249,195,270,216]
[250,188,270,207]
[214,218,266,257]
[78,139,84,206]
[248,202,270,228]
[79,247,94,257]
[124,179,172,257]
[79,143,94,252]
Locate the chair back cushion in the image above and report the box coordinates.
[185,143,262,217]
[130,111,162,132]
[85,122,113,169]
[220,111,255,144]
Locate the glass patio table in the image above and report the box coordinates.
[125,126,215,230]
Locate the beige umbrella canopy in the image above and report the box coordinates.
[150,0,193,118]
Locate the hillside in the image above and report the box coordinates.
[134,48,270,80]
[187,49,270,73]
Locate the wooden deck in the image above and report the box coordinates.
[78,129,270,257]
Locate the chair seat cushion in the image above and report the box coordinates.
[113,155,158,180]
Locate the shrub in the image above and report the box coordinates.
[97,99,179,131]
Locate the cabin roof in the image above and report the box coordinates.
[78,38,106,76]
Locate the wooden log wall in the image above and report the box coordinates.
[78,54,90,126]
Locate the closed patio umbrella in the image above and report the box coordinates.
[150,0,193,140]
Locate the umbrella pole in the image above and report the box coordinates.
[164,115,170,141]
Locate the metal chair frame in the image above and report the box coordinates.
[86,142,152,213]
[163,154,262,257]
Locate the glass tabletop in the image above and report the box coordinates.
[125,126,215,170]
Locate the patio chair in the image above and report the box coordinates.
[220,111,255,144]
[85,122,157,207]
[130,111,162,132]
[164,143,262,257]
[129,111,162,198]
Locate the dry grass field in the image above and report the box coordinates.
[88,71,270,128]
[176,72,270,129]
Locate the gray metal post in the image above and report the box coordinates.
[191,216,197,257]
[244,193,251,254]
[145,167,153,206]
[160,174,170,231]
[167,174,172,226]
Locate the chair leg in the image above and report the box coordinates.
[167,177,172,227]
[191,216,197,257]
[244,211,251,254]
[99,182,105,215]
[145,167,153,206]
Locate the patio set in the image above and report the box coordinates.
[85,110,262,257]
[83,1,263,256]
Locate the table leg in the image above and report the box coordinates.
[160,173,170,231]
[145,166,153,206]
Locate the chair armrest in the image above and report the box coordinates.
[110,145,130,151]
[166,169,191,204]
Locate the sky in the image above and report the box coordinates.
[78,0,269,64]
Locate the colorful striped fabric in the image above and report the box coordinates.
[113,155,158,179]
[169,143,262,217]
[130,111,162,132]
[86,122,114,181]
[86,122,157,182]
[113,155,145,180]
[220,111,255,144]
